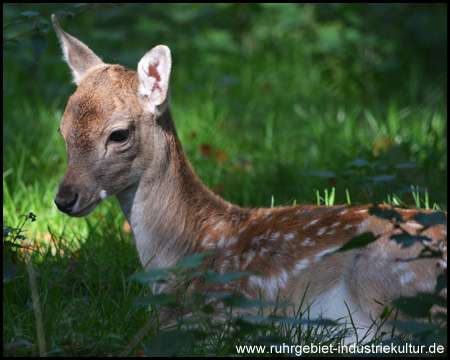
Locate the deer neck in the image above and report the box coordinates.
[116,109,249,270]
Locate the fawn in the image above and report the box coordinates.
[52,16,446,342]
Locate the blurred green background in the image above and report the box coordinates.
[3,3,447,236]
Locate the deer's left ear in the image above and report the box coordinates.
[137,45,172,116]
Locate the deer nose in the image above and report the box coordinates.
[54,189,78,213]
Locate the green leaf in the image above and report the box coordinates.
[176,252,215,268]
[379,305,390,320]
[346,158,371,169]
[21,11,39,17]
[3,240,25,249]
[128,268,168,284]
[366,174,396,185]
[203,270,250,283]
[301,170,336,178]
[3,228,19,238]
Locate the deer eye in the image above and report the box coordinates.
[109,129,129,143]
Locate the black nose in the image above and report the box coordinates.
[54,190,78,213]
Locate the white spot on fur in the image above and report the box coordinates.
[227,236,238,247]
[293,259,310,274]
[301,237,315,246]
[217,235,226,249]
[238,225,248,234]
[249,275,265,289]
[303,219,319,229]
[399,272,415,286]
[202,234,212,248]
[278,269,289,288]
[284,232,296,241]
[218,258,230,275]
[100,189,108,200]
[270,232,280,241]
[251,235,264,245]
[314,247,339,261]
[256,276,278,299]
[242,250,255,269]
[404,221,423,230]
[393,263,409,273]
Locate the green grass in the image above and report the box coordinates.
[3,3,447,356]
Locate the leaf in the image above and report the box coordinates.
[31,34,47,62]
[176,252,215,268]
[346,158,371,169]
[2,240,25,249]
[379,305,390,320]
[366,174,397,185]
[301,170,336,178]
[128,268,168,284]
[21,11,39,17]
[3,228,20,238]
[203,270,250,283]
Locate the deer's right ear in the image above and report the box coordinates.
[137,45,172,116]
[52,14,104,85]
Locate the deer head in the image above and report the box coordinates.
[53,15,172,217]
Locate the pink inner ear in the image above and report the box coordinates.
[146,62,161,82]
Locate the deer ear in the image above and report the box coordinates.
[52,14,104,85]
[138,45,172,116]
